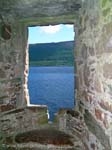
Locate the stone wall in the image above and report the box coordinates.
[0,106,48,135]
[75,0,112,149]
[0,0,112,149]
[0,23,26,108]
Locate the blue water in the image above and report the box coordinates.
[28,66,75,120]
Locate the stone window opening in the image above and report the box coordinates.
[24,24,75,122]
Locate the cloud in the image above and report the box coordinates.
[40,25,61,34]
[65,25,73,28]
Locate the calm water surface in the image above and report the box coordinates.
[28,66,75,120]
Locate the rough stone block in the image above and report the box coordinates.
[103,63,112,79]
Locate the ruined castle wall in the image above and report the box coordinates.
[0,106,48,136]
[0,23,27,109]
[75,0,112,149]
[0,0,112,149]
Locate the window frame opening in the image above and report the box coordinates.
[24,23,76,122]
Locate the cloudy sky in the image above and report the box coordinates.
[28,24,74,44]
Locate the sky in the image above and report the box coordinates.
[28,24,74,44]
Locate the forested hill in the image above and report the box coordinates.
[29,41,74,66]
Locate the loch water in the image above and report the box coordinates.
[28,66,75,120]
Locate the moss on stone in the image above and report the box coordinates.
[22,15,76,26]
[37,115,48,125]
[0,78,21,84]
[0,96,8,100]
[11,78,21,83]
[26,106,48,114]
[103,7,111,16]
[102,0,108,8]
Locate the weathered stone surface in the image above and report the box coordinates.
[76,0,112,148]
[99,101,112,113]
[103,63,112,79]
[88,47,95,56]
[0,106,48,135]
[15,129,74,146]
[84,64,90,86]
[0,104,15,112]
[94,77,102,93]
[1,24,12,40]
[0,0,112,149]
[84,110,111,150]
[0,0,81,24]
[0,52,4,62]
[95,108,103,121]
[0,69,6,78]
[81,44,88,59]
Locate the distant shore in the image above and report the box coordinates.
[29,41,74,66]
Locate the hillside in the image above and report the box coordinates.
[29,41,74,66]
